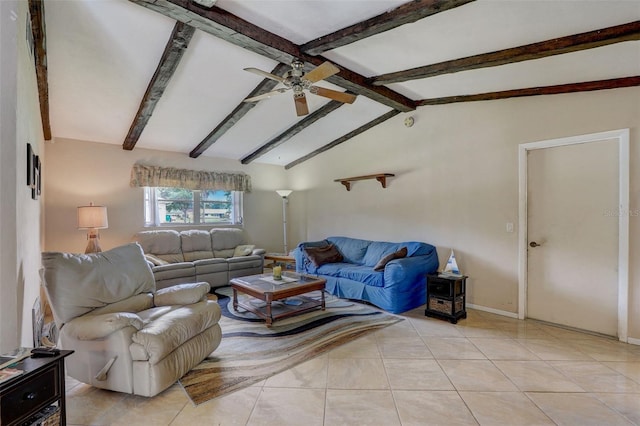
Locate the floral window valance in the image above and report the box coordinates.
[129,164,252,193]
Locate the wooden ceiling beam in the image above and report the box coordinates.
[301,0,474,56]
[416,76,640,106]
[241,100,345,164]
[29,0,51,140]
[128,0,416,112]
[123,22,195,151]
[189,63,290,158]
[373,20,640,85]
[285,110,400,170]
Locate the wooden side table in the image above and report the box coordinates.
[0,349,74,425]
[264,253,296,270]
[425,274,467,324]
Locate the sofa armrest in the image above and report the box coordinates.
[294,240,329,274]
[252,248,266,256]
[63,312,144,340]
[383,255,438,291]
[154,282,210,306]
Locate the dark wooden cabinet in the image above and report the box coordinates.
[0,350,73,425]
[425,274,467,323]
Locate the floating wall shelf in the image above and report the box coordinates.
[334,173,395,191]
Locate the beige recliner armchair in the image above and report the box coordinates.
[41,243,222,397]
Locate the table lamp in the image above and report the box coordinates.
[77,202,108,253]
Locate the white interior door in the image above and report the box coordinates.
[527,139,619,336]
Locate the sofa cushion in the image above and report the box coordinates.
[153,282,210,306]
[214,249,236,258]
[227,255,263,270]
[362,241,405,267]
[327,236,371,265]
[303,244,343,267]
[233,244,255,257]
[181,230,214,261]
[132,300,221,364]
[88,293,154,316]
[210,228,244,250]
[374,247,408,271]
[316,263,384,288]
[134,230,184,263]
[42,243,156,326]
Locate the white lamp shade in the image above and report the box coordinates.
[77,205,108,229]
[276,190,292,198]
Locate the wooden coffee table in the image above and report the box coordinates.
[230,273,326,327]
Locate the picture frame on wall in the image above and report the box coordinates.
[37,156,42,196]
[27,143,34,186]
[32,155,40,200]
[26,143,41,200]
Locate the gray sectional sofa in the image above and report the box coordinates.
[133,228,265,290]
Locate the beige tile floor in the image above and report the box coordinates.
[65,307,640,425]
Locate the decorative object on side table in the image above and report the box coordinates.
[425,273,467,324]
[77,202,108,253]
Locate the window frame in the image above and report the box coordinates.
[144,187,243,227]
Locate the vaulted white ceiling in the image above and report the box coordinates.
[45,0,640,167]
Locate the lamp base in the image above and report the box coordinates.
[85,232,102,254]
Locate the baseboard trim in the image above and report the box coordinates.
[466,304,639,345]
[466,303,518,319]
[627,337,640,346]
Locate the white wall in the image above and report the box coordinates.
[44,138,289,254]
[286,88,640,340]
[0,0,46,352]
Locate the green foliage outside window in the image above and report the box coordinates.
[152,187,236,225]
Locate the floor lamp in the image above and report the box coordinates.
[276,190,292,255]
[77,202,108,254]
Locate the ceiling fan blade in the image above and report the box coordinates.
[310,86,357,104]
[303,61,340,84]
[243,67,285,83]
[243,88,288,103]
[294,93,309,116]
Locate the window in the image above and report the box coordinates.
[144,187,243,226]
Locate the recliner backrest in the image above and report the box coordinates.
[41,243,156,327]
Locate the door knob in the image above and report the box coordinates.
[529,241,541,248]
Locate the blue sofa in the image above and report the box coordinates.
[294,236,439,313]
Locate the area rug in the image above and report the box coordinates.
[179,287,402,405]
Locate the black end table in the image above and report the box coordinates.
[425,274,467,323]
[0,349,73,425]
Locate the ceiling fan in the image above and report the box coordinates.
[243,60,357,116]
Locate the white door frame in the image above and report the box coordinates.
[518,129,630,342]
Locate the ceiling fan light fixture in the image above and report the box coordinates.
[242,60,356,115]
